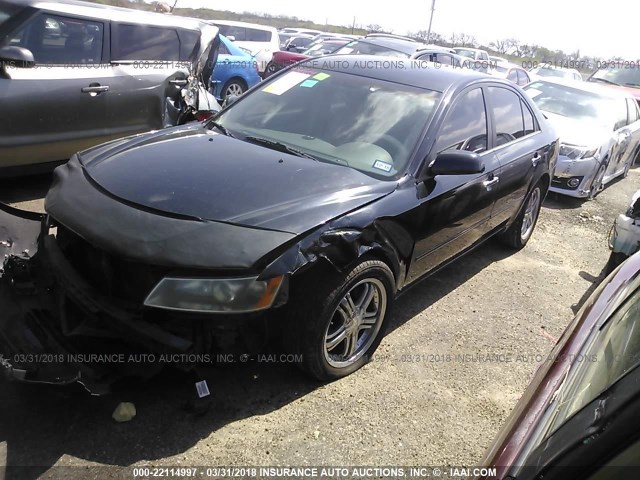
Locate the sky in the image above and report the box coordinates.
[174,0,639,60]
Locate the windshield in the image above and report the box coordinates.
[591,67,640,88]
[524,81,617,123]
[335,41,410,58]
[455,49,475,58]
[212,66,441,178]
[303,42,345,57]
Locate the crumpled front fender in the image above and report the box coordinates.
[0,203,44,277]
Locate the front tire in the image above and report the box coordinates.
[498,183,544,249]
[285,259,395,381]
[588,163,607,200]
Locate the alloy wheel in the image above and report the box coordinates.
[521,187,541,242]
[323,278,387,369]
[225,82,245,98]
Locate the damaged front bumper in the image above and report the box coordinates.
[0,204,272,394]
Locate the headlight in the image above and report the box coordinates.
[559,144,598,160]
[144,276,284,313]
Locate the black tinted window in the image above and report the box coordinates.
[436,88,488,154]
[489,87,525,146]
[114,24,179,60]
[6,14,103,64]
[217,25,245,41]
[246,27,271,42]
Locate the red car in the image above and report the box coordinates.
[482,251,640,479]
[588,65,640,104]
[263,39,350,78]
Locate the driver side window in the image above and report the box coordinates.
[435,88,488,154]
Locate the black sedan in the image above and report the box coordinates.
[0,56,558,393]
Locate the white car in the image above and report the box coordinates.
[453,47,490,72]
[529,65,583,82]
[489,63,531,86]
[524,79,640,198]
[210,20,279,74]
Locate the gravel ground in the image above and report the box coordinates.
[0,167,638,479]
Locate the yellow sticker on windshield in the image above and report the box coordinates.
[313,73,331,81]
[263,71,311,95]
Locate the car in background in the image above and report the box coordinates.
[210,20,279,75]
[453,47,491,72]
[524,79,640,198]
[411,48,475,69]
[264,38,351,77]
[489,63,531,86]
[588,65,640,103]
[490,55,508,64]
[482,251,640,479]
[210,34,261,101]
[0,0,219,175]
[0,56,557,393]
[529,65,583,82]
[282,34,315,53]
[334,36,428,57]
[279,27,323,36]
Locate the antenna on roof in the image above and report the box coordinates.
[171,0,178,13]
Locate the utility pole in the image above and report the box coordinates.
[351,16,356,35]
[170,0,178,13]
[426,0,436,44]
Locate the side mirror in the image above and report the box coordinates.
[0,46,35,69]
[429,151,485,176]
[223,94,240,108]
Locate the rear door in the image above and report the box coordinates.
[486,86,542,230]
[406,86,501,281]
[0,11,111,168]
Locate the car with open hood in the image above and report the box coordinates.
[524,79,640,199]
[0,56,557,394]
[0,0,219,176]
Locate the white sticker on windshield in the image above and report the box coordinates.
[525,88,542,99]
[373,160,393,172]
[263,71,311,95]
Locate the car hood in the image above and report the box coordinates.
[542,111,610,148]
[79,125,396,235]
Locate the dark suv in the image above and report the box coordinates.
[0,0,219,175]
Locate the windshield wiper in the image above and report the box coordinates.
[624,83,640,88]
[209,121,235,138]
[590,77,620,86]
[244,136,319,161]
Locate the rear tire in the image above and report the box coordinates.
[284,259,395,381]
[498,183,544,249]
[605,251,628,275]
[221,79,247,101]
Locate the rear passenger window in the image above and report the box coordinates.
[507,70,518,82]
[489,87,527,146]
[517,70,530,86]
[218,25,245,41]
[246,28,271,42]
[114,24,179,61]
[6,14,103,64]
[436,88,488,154]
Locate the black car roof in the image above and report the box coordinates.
[300,55,493,93]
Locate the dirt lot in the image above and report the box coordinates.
[0,167,638,478]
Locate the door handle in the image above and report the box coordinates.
[532,152,542,167]
[81,84,109,94]
[170,79,188,86]
[483,176,500,191]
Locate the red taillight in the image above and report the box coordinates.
[195,112,214,122]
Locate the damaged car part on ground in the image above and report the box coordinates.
[0,0,220,176]
[0,56,558,394]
